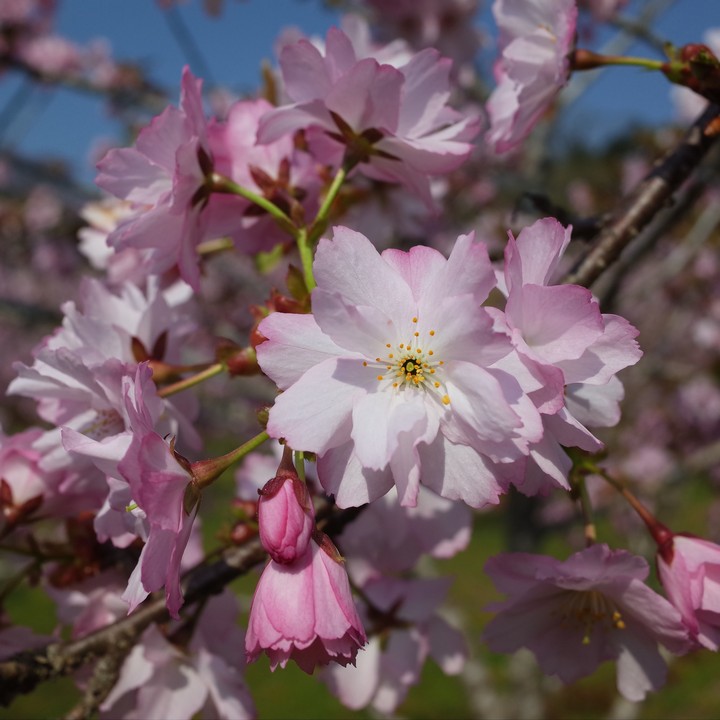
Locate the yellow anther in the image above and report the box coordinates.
[363,361,368,366]
[393,382,398,387]
[377,375,384,381]
[414,331,419,337]
[439,361,444,365]
[428,350,434,356]
[388,353,394,358]
[375,357,382,362]
[417,348,422,353]
[442,394,450,405]
[399,343,405,349]
[412,317,418,323]
[429,330,435,336]
[386,343,392,348]
[386,365,392,370]
[429,369,435,374]
[434,382,440,388]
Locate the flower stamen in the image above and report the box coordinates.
[367,323,450,406]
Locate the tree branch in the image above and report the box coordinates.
[0,501,358,707]
[564,103,720,288]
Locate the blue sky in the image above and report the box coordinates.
[0,0,717,186]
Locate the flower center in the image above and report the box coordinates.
[78,408,125,441]
[557,589,626,645]
[363,317,450,406]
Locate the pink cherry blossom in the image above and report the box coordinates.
[46,570,128,639]
[8,277,199,482]
[657,534,720,651]
[115,370,200,619]
[483,544,692,701]
[208,97,321,252]
[323,576,466,713]
[486,0,577,154]
[337,486,471,585]
[0,426,46,526]
[579,0,627,21]
[496,218,642,495]
[257,226,542,508]
[96,66,235,291]
[363,0,482,82]
[245,533,366,674]
[258,26,479,207]
[101,591,255,719]
[61,364,199,618]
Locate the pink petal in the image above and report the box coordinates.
[267,357,371,454]
[317,441,394,508]
[257,313,347,390]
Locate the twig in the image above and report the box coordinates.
[62,649,130,720]
[564,104,720,288]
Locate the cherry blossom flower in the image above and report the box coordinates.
[657,533,720,651]
[579,0,627,21]
[363,0,482,84]
[101,591,255,719]
[61,364,199,618]
[486,0,577,154]
[258,26,479,207]
[245,532,366,674]
[0,426,46,530]
[336,485,472,585]
[8,277,199,481]
[495,218,642,495]
[257,226,542,508]
[208,97,321,252]
[96,66,235,291]
[483,544,692,701]
[323,576,466,713]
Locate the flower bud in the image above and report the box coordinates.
[258,467,314,564]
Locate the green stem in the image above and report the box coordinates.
[574,474,597,547]
[209,172,297,238]
[196,237,235,256]
[296,227,316,291]
[192,431,270,489]
[294,451,306,484]
[309,164,348,244]
[571,48,665,72]
[158,362,225,398]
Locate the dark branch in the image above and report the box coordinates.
[564,103,720,288]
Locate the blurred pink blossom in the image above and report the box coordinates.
[258,25,479,207]
[486,0,577,154]
[484,544,691,701]
[657,534,720,651]
[323,576,466,713]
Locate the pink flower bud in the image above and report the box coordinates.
[258,470,314,564]
[245,535,366,673]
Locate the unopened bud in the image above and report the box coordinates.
[258,450,314,564]
[215,337,260,376]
